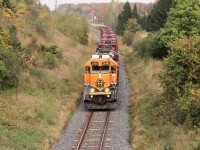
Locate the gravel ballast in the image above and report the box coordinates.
[53,30,131,150]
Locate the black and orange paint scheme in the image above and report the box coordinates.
[83,55,118,109]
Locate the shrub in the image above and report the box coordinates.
[35,20,46,36]
[122,29,134,46]
[0,45,21,89]
[8,25,22,52]
[122,18,141,46]
[40,45,62,59]
[43,52,57,69]
[133,32,167,59]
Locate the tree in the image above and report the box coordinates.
[116,2,132,35]
[160,0,200,44]
[126,18,141,33]
[122,18,141,45]
[145,0,176,31]
[132,4,140,23]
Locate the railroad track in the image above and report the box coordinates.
[72,111,112,150]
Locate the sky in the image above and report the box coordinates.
[39,0,155,11]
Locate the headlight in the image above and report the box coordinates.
[105,88,110,92]
[90,88,95,93]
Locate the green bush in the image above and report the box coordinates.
[8,25,22,52]
[122,29,133,46]
[40,45,62,59]
[133,32,167,59]
[0,45,21,90]
[35,20,47,36]
[43,52,57,69]
[122,19,141,46]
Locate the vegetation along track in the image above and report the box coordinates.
[72,111,112,150]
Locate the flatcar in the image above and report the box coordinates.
[83,55,118,109]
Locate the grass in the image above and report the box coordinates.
[120,39,200,150]
[0,29,96,149]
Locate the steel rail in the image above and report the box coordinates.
[99,111,110,150]
[75,111,93,150]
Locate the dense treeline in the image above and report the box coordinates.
[142,0,176,31]
[118,0,200,134]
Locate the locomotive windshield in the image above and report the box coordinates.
[92,66,109,73]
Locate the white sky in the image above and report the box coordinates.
[39,0,155,11]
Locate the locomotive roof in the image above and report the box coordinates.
[84,55,118,66]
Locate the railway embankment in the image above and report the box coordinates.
[120,37,200,149]
[0,30,96,149]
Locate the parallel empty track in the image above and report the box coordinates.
[72,111,112,150]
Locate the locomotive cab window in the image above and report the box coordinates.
[101,66,109,71]
[92,66,100,71]
[85,66,90,73]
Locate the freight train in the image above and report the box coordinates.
[83,26,119,109]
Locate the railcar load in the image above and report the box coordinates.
[83,55,118,109]
[97,26,119,63]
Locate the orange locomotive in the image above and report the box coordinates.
[83,55,118,109]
